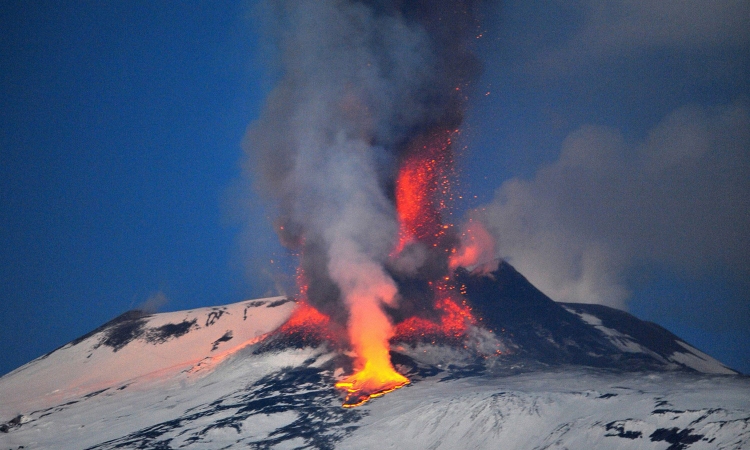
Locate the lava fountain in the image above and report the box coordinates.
[279,127,478,407]
[244,0,489,408]
[334,127,477,407]
[332,266,409,408]
[393,129,458,255]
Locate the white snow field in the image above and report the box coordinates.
[0,296,295,418]
[0,295,747,449]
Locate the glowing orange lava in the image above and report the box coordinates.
[335,358,409,408]
[276,297,409,407]
[434,294,477,336]
[291,263,408,407]
[277,264,347,347]
[393,129,457,254]
[335,284,410,407]
[394,291,476,343]
[332,130,458,407]
[277,301,330,334]
[284,128,488,408]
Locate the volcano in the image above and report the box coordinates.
[1,261,747,449]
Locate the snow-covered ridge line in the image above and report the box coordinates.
[0,296,297,416]
[2,262,746,449]
[562,304,736,375]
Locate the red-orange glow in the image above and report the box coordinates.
[285,126,488,408]
[449,219,495,270]
[393,316,443,341]
[274,301,346,349]
[331,129,459,408]
[393,293,477,343]
[335,287,410,407]
[276,266,343,345]
[335,359,409,408]
[434,295,476,336]
[291,263,409,408]
[393,130,456,255]
[278,301,330,334]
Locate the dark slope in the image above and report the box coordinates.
[560,303,688,358]
[454,261,736,374]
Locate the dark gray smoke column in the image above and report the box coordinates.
[245,0,485,328]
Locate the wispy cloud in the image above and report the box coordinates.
[524,0,749,75]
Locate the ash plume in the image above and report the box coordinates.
[244,0,486,325]
[473,102,750,309]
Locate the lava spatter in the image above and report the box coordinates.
[393,129,457,255]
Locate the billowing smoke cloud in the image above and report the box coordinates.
[244,0,484,333]
[526,0,750,75]
[473,101,750,308]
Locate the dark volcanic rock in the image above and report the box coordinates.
[452,261,732,373]
[454,261,619,367]
[560,303,688,358]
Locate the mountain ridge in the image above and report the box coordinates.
[1,261,746,449]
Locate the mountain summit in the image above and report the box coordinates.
[1,262,747,449]
[454,261,736,375]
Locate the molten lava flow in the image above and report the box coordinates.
[333,129,461,407]
[279,296,409,407]
[334,130,458,407]
[335,358,409,408]
[288,128,487,408]
[332,271,410,407]
[289,259,409,407]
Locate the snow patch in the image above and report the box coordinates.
[564,308,650,354]
[669,341,736,375]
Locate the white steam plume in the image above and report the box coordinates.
[475,101,750,308]
[244,0,484,326]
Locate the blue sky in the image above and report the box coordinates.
[1,1,748,376]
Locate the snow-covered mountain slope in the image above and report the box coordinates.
[0,296,295,415]
[454,261,737,375]
[341,369,750,450]
[560,302,737,375]
[1,344,748,449]
[1,263,746,449]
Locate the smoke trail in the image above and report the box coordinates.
[245,0,485,326]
